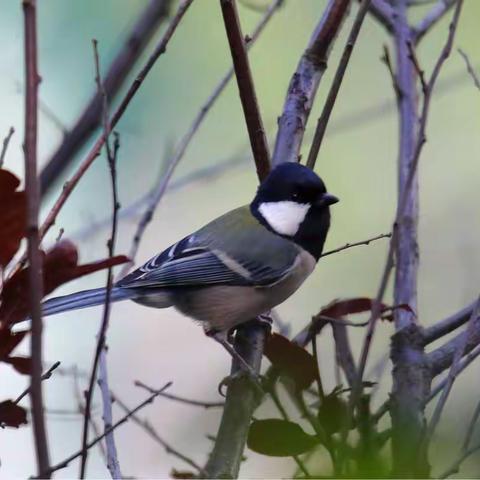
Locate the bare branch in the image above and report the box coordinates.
[40,0,172,195]
[331,323,357,386]
[119,0,282,275]
[458,48,480,90]
[423,297,480,454]
[22,0,51,476]
[79,41,121,479]
[320,232,391,258]
[35,0,194,246]
[439,441,480,479]
[368,0,395,32]
[134,380,224,408]
[14,361,61,405]
[306,0,372,169]
[219,0,271,180]
[0,126,14,168]
[39,382,172,478]
[413,0,457,43]
[424,300,476,344]
[271,0,351,166]
[112,392,207,475]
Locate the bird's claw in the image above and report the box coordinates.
[217,369,264,397]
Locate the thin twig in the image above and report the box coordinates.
[119,0,282,275]
[381,44,402,99]
[331,323,357,387]
[458,48,480,90]
[14,361,61,404]
[34,0,194,248]
[306,0,372,169]
[134,380,224,408]
[0,127,14,168]
[368,0,394,33]
[79,41,122,479]
[38,382,172,478]
[40,0,172,195]
[439,441,480,479]
[23,0,51,476]
[462,398,480,452]
[422,296,480,449]
[413,0,457,43]
[219,0,270,180]
[320,232,391,258]
[271,0,350,166]
[407,40,428,94]
[112,392,207,475]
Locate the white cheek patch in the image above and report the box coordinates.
[258,201,310,237]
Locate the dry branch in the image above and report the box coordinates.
[413,0,457,42]
[36,0,194,245]
[23,0,51,476]
[219,0,271,180]
[40,0,172,195]
[0,127,14,168]
[271,0,351,166]
[306,0,372,169]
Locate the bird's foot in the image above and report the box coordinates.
[217,369,264,397]
[257,311,273,328]
[206,329,264,396]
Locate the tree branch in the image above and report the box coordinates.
[35,0,194,245]
[0,126,14,168]
[458,48,480,91]
[119,0,283,275]
[39,0,172,196]
[271,0,351,166]
[424,299,476,344]
[23,0,51,476]
[412,0,457,43]
[79,41,121,479]
[38,382,172,478]
[367,0,395,33]
[306,0,372,169]
[219,0,271,180]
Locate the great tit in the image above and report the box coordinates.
[41,163,338,337]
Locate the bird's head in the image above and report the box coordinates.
[251,163,339,259]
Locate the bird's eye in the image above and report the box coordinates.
[291,192,300,201]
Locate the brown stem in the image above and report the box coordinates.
[0,126,15,168]
[23,0,51,476]
[219,0,271,181]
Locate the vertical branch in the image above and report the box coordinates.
[23,0,51,477]
[79,41,122,479]
[271,0,351,166]
[219,0,271,180]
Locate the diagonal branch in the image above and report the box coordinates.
[23,0,51,476]
[219,0,270,180]
[40,0,172,196]
[412,0,457,43]
[367,0,395,33]
[271,0,351,166]
[36,0,194,245]
[306,0,373,169]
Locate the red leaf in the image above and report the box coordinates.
[0,169,26,267]
[0,240,129,325]
[0,400,27,428]
[170,470,195,479]
[0,329,28,360]
[3,356,32,375]
[319,297,389,319]
[264,333,317,390]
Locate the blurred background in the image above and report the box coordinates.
[0,0,479,477]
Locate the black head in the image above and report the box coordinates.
[251,163,339,259]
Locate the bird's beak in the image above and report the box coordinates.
[318,193,339,207]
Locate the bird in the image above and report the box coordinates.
[41,162,338,373]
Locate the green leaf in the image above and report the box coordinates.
[247,419,317,457]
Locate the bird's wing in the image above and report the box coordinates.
[117,207,301,289]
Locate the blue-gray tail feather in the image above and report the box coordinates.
[41,287,135,317]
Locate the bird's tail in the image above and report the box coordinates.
[41,287,136,317]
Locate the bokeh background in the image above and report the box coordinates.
[1,0,479,477]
